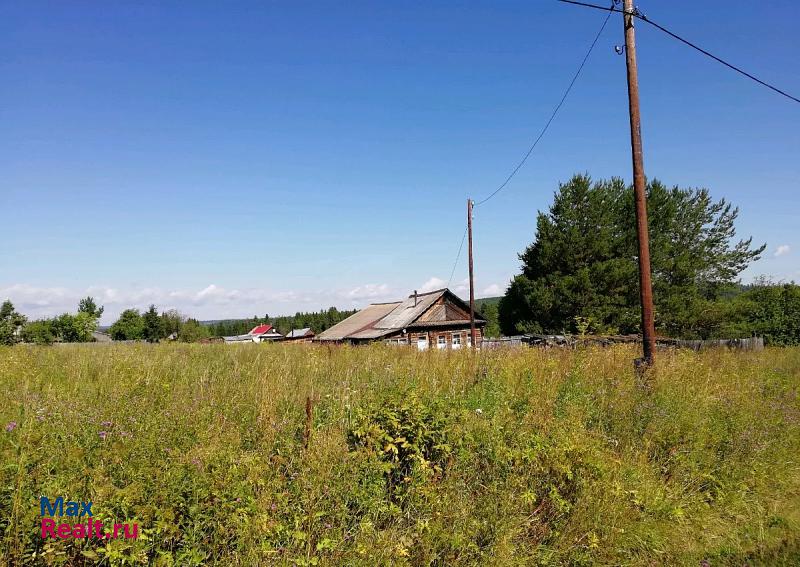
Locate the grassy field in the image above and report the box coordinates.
[1,344,799,566]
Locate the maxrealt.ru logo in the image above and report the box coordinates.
[40,497,139,540]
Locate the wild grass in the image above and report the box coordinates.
[1,343,799,565]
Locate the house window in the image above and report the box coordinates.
[452,333,461,349]
[417,333,428,351]
[437,335,446,350]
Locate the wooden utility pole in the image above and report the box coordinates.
[623,0,656,366]
[467,198,477,350]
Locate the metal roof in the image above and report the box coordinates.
[316,302,401,341]
[286,327,313,338]
[348,327,396,340]
[373,289,445,330]
[223,334,254,343]
[315,288,486,341]
[406,319,479,328]
[249,324,273,336]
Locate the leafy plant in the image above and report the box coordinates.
[347,392,454,497]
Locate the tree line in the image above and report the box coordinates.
[498,174,799,345]
[0,297,105,345]
[0,300,358,345]
[206,307,358,338]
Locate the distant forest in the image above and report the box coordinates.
[206,307,358,337]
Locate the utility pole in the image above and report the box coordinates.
[467,198,477,350]
[623,0,656,366]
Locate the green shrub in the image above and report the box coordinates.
[347,392,454,499]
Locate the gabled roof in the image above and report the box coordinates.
[316,302,400,341]
[373,289,446,330]
[224,334,255,342]
[249,324,273,336]
[316,288,486,341]
[286,328,313,338]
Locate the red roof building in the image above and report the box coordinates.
[248,324,273,336]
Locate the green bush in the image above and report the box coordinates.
[347,392,453,499]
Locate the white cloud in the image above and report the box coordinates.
[774,244,791,257]
[419,277,446,293]
[482,283,503,296]
[0,282,396,324]
[346,283,390,301]
[452,278,469,295]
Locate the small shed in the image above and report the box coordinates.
[284,328,315,342]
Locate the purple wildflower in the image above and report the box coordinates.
[98,431,108,440]
[270,503,277,511]
[101,420,113,428]
[5,422,17,432]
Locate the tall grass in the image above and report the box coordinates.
[1,344,799,565]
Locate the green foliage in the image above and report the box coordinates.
[109,309,144,340]
[78,296,104,319]
[347,393,453,498]
[19,297,103,344]
[478,301,501,338]
[499,174,765,337]
[719,280,800,345]
[142,304,164,343]
[178,318,210,342]
[1,345,798,564]
[207,307,358,337]
[20,320,55,345]
[0,300,26,345]
[160,309,184,338]
[53,313,88,342]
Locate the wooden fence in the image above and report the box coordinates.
[482,334,765,352]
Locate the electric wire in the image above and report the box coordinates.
[473,3,614,206]
[449,1,613,288]
[447,225,468,289]
[558,0,800,104]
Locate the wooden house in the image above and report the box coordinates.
[316,288,486,349]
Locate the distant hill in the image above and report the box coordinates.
[474,296,501,311]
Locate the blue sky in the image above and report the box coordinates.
[2,1,798,322]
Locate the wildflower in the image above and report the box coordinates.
[475,408,483,416]
[5,421,17,432]
[270,503,277,511]
[98,431,108,440]
[101,420,113,428]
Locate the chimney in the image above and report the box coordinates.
[413,290,418,307]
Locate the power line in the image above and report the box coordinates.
[449,1,612,294]
[447,225,468,288]
[558,0,800,104]
[473,3,614,206]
